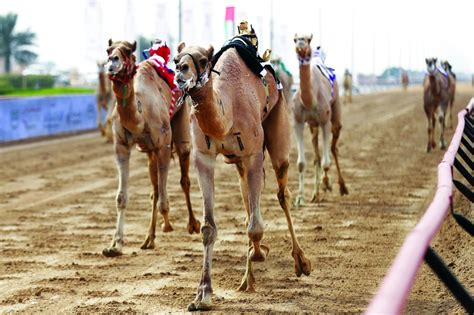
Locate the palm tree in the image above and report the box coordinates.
[0,13,37,73]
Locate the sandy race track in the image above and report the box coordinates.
[0,85,472,313]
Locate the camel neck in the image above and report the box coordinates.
[190,78,229,138]
[428,74,439,96]
[299,62,313,107]
[111,80,140,125]
[98,72,107,94]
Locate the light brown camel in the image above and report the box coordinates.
[174,42,311,311]
[423,57,450,152]
[401,70,409,91]
[101,39,200,257]
[441,60,456,128]
[96,61,115,142]
[271,56,294,110]
[343,69,353,103]
[293,33,348,206]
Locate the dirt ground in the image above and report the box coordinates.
[0,85,472,314]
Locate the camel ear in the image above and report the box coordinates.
[309,34,313,43]
[206,45,214,60]
[108,38,113,47]
[293,33,298,43]
[131,41,137,52]
[434,57,437,63]
[425,58,429,63]
[177,42,186,53]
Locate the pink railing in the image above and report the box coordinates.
[366,98,474,314]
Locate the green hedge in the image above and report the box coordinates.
[0,74,55,94]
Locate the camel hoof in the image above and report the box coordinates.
[294,196,305,207]
[237,277,256,292]
[161,223,174,233]
[339,183,349,196]
[293,250,311,277]
[250,244,269,262]
[187,219,201,235]
[322,177,332,192]
[102,247,122,257]
[310,192,320,204]
[140,236,155,250]
[188,301,212,312]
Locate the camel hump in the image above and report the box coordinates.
[213,36,282,90]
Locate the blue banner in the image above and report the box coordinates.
[0,94,99,142]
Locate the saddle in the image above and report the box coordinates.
[313,47,336,98]
[212,35,281,88]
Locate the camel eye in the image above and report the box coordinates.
[113,56,119,62]
[181,64,189,72]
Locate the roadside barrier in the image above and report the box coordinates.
[366,98,474,314]
[0,94,98,142]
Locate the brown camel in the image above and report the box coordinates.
[441,60,456,128]
[174,41,311,311]
[101,39,200,257]
[293,33,348,206]
[343,69,353,103]
[96,61,115,142]
[401,70,409,91]
[423,57,450,152]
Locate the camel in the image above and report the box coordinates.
[423,57,450,152]
[101,39,200,257]
[174,39,311,311]
[271,56,294,110]
[441,60,456,128]
[401,70,409,91]
[96,61,115,142]
[343,69,352,103]
[293,33,348,206]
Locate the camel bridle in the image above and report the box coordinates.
[107,46,138,85]
[180,53,211,90]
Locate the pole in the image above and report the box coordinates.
[179,0,182,42]
[270,0,274,51]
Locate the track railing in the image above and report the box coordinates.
[366,98,474,314]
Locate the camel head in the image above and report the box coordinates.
[174,42,214,91]
[441,60,452,72]
[105,39,137,81]
[425,57,437,75]
[294,33,313,58]
[97,60,107,74]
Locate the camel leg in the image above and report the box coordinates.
[141,152,159,249]
[263,96,311,277]
[294,119,306,207]
[103,141,131,257]
[158,145,173,232]
[97,100,104,135]
[439,105,447,150]
[172,105,200,234]
[321,122,332,192]
[236,163,256,292]
[237,154,268,291]
[331,123,349,196]
[188,152,217,311]
[309,126,322,203]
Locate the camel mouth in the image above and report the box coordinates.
[175,76,194,91]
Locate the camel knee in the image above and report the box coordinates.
[201,224,217,246]
[248,217,264,243]
[277,187,292,210]
[180,176,191,191]
[297,161,305,173]
[116,191,127,209]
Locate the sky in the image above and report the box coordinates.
[1,0,473,81]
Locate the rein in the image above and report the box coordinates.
[296,48,312,65]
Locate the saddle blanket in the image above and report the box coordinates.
[212,35,282,89]
[142,51,179,118]
[313,47,336,97]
